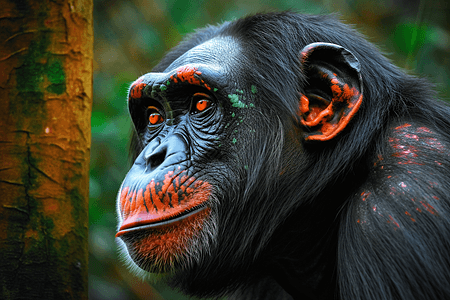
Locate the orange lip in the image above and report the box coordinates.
[116,205,207,237]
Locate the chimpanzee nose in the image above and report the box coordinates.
[144,134,189,171]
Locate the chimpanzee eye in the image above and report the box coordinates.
[191,93,213,114]
[147,106,164,125]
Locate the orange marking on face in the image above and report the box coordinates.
[121,207,211,271]
[150,180,165,211]
[120,187,130,217]
[174,176,180,189]
[166,66,213,90]
[130,78,147,99]
[144,184,151,209]
[181,174,189,182]
[131,190,137,211]
[136,188,146,211]
[130,189,137,212]
[117,171,212,235]
[162,171,174,195]
[194,180,203,188]
[185,176,196,187]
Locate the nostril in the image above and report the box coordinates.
[147,148,167,169]
[143,134,189,171]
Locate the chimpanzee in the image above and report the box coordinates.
[115,12,450,300]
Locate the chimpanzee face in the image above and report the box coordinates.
[115,36,276,274]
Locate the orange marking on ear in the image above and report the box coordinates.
[300,51,309,63]
[305,93,363,141]
[330,84,342,99]
[299,95,310,114]
[346,88,360,109]
[342,84,357,101]
[330,78,339,85]
[302,105,333,127]
[321,122,338,136]
[306,106,324,122]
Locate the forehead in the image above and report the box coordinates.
[164,36,241,73]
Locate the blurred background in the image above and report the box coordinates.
[90,0,450,299]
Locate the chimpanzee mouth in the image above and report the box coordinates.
[116,205,207,237]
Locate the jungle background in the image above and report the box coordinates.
[90,0,450,299]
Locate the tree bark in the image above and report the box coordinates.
[0,0,92,299]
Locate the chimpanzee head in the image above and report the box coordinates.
[115,12,402,297]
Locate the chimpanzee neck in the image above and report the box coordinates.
[268,172,363,299]
[272,214,340,299]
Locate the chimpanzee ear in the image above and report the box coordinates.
[298,42,363,141]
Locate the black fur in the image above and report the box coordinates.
[122,12,450,299]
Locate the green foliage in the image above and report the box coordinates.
[393,23,429,55]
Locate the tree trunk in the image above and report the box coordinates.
[0,0,92,299]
